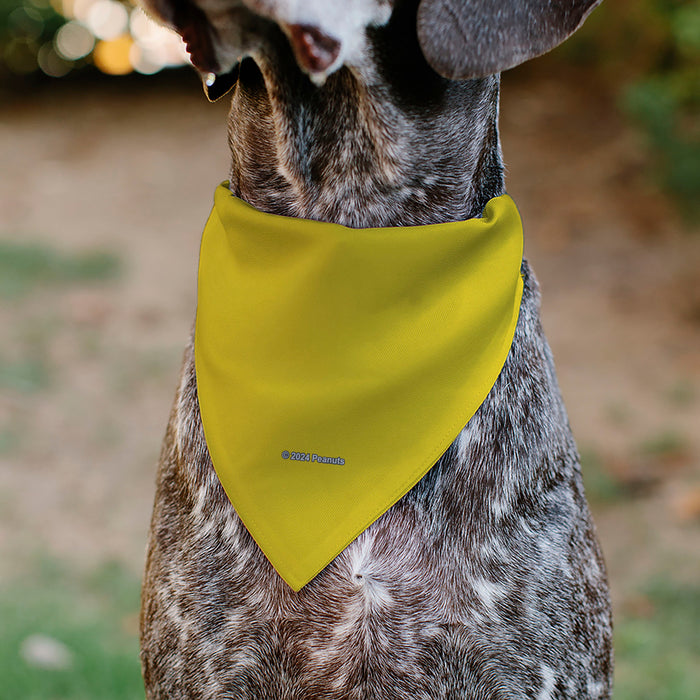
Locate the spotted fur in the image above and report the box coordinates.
[139,0,613,697]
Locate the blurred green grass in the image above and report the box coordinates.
[0,239,121,299]
[0,356,50,393]
[614,580,700,700]
[0,559,144,700]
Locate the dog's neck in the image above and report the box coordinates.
[225,11,505,228]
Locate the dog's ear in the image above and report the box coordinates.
[140,0,238,100]
[416,0,603,80]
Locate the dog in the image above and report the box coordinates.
[138,1,614,697]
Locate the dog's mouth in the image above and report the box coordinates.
[157,0,349,101]
[201,20,341,100]
[284,23,342,76]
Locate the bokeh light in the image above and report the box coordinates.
[4,35,39,74]
[1,0,190,79]
[55,21,94,60]
[92,33,132,74]
[9,5,44,39]
[85,0,129,41]
[37,40,72,76]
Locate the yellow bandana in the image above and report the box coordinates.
[195,183,524,590]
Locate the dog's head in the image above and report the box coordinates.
[140,0,602,97]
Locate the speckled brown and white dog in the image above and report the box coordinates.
[138,1,613,697]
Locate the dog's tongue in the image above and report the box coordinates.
[287,24,341,74]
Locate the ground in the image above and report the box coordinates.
[0,66,698,698]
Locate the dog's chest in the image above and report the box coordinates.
[141,263,612,698]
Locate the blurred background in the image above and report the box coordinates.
[0,0,698,697]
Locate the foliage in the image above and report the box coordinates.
[567,0,700,217]
[621,3,700,219]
